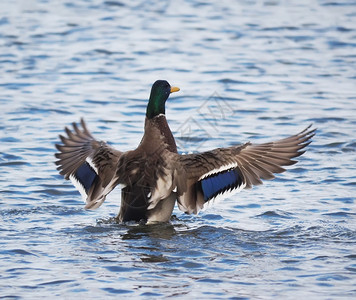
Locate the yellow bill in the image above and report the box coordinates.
[170,86,180,93]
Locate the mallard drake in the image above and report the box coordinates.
[55,80,315,224]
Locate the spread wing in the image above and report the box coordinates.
[55,119,122,209]
[175,125,315,214]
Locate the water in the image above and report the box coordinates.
[1,0,356,298]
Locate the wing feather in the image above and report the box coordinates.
[55,118,122,209]
[175,126,315,214]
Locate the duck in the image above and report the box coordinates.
[55,80,315,224]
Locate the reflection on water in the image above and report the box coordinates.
[1,0,356,298]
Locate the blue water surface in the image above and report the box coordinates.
[1,0,356,299]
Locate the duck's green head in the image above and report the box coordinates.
[146,80,180,119]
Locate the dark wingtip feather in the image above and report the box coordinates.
[80,118,86,130]
[65,127,72,137]
[303,141,313,147]
[275,166,287,173]
[305,126,316,137]
[80,118,93,138]
[60,134,68,144]
[293,150,306,158]
[55,162,61,168]
[72,122,81,135]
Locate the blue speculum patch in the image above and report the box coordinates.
[200,168,242,202]
[74,162,98,193]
